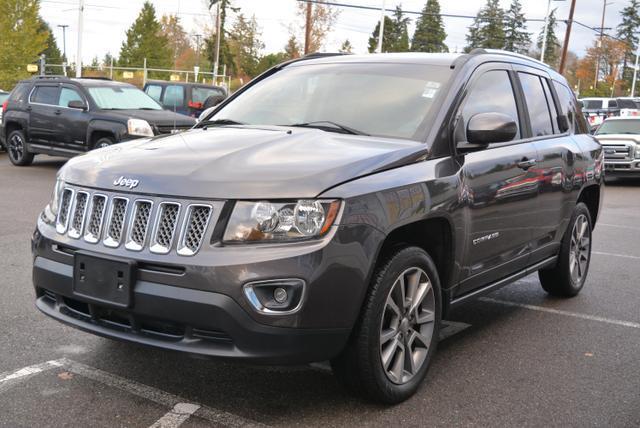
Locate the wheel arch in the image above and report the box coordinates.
[577,184,601,228]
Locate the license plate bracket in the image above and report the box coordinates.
[73,251,136,308]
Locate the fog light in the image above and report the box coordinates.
[273,287,288,303]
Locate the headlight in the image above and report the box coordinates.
[223,200,341,243]
[42,178,64,225]
[127,118,154,137]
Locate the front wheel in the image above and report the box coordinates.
[539,203,593,297]
[331,246,442,404]
[93,136,115,150]
[7,129,34,166]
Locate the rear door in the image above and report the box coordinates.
[28,84,60,144]
[161,84,187,115]
[456,65,539,295]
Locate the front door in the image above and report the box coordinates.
[455,67,539,295]
[56,85,90,151]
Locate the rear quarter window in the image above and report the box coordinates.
[8,83,30,103]
[145,85,163,102]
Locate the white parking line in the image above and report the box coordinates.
[599,223,640,232]
[593,251,640,260]
[149,403,201,428]
[0,360,64,393]
[480,297,640,329]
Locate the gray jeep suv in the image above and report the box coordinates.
[32,50,603,403]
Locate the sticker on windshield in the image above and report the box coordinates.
[422,81,441,99]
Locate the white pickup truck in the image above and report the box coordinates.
[594,116,640,177]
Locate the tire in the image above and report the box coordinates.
[539,202,593,297]
[331,246,442,404]
[6,129,34,166]
[93,136,115,150]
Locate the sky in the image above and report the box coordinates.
[39,0,631,67]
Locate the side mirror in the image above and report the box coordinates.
[203,94,226,110]
[68,100,87,110]
[458,112,517,150]
[197,106,216,123]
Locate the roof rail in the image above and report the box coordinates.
[34,75,68,79]
[78,76,112,81]
[302,52,351,59]
[469,48,551,69]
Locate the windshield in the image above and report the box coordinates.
[207,62,452,140]
[88,86,162,110]
[618,99,640,109]
[596,119,640,135]
[582,100,603,109]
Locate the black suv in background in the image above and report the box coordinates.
[32,50,602,404]
[1,76,196,166]
[143,81,227,118]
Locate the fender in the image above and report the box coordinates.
[87,119,128,144]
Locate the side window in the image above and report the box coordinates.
[145,85,163,102]
[608,100,618,109]
[553,81,577,134]
[518,73,554,137]
[31,86,59,105]
[541,78,559,134]
[163,85,185,107]
[461,70,521,140]
[59,87,83,108]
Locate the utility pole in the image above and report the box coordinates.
[304,2,312,54]
[376,0,386,53]
[558,0,576,74]
[210,0,222,84]
[58,24,68,76]
[594,0,612,89]
[194,34,202,67]
[75,0,85,78]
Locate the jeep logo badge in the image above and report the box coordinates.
[113,176,140,189]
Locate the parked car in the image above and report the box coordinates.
[0,90,9,150]
[32,50,602,404]
[1,76,196,166]
[594,116,640,177]
[143,81,227,118]
[617,97,640,117]
[580,97,621,130]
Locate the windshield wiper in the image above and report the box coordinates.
[286,121,369,136]
[200,119,246,127]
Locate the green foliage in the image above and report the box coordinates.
[503,0,530,54]
[37,19,63,65]
[465,0,505,52]
[228,14,264,78]
[339,39,353,54]
[537,8,559,67]
[0,0,49,88]
[368,7,410,53]
[254,52,287,76]
[284,35,301,59]
[118,1,171,70]
[412,0,448,53]
[617,0,640,85]
[205,0,237,76]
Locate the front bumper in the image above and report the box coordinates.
[604,160,640,176]
[32,219,383,363]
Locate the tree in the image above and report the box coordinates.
[284,35,301,59]
[576,37,628,96]
[228,14,264,78]
[160,14,191,65]
[205,0,237,76]
[339,39,353,53]
[388,6,410,52]
[296,1,339,53]
[255,52,287,75]
[0,0,49,88]
[412,0,448,53]
[503,0,530,54]
[102,53,115,68]
[537,8,560,67]
[616,0,640,88]
[464,0,505,52]
[119,1,171,69]
[368,16,396,53]
[37,19,63,65]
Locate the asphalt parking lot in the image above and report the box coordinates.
[1,152,639,428]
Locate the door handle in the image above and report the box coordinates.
[26,106,32,112]
[54,109,61,115]
[517,158,537,170]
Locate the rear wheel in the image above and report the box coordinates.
[539,203,592,297]
[7,129,34,166]
[331,246,441,404]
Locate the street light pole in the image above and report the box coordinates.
[540,0,552,63]
[376,0,386,54]
[58,24,68,76]
[75,0,84,78]
[631,44,640,97]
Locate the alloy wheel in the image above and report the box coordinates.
[569,214,591,285]
[8,133,24,162]
[379,267,436,385]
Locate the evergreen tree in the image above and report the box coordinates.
[368,16,396,53]
[503,0,530,54]
[339,39,353,53]
[0,0,49,88]
[616,0,640,87]
[283,35,301,59]
[537,8,560,67]
[388,6,410,52]
[412,0,448,53]
[119,2,171,69]
[37,19,63,65]
[228,14,264,78]
[464,0,505,52]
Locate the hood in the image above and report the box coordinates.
[61,126,428,199]
[594,134,640,144]
[100,109,196,127]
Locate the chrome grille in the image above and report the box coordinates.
[104,197,128,248]
[56,189,74,233]
[68,192,89,239]
[84,194,107,243]
[126,200,153,251]
[150,203,181,254]
[55,188,213,256]
[178,205,212,256]
[602,144,632,161]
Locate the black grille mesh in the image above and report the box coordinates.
[86,195,106,239]
[130,201,152,246]
[58,189,73,227]
[183,206,211,253]
[155,204,180,249]
[107,198,128,243]
[70,192,88,234]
